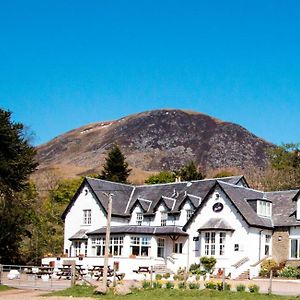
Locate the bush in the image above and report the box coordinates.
[188,282,200,289]
[278,266,300,278]
[260,259,278,277]
[195,274,200,281]
[174,274,184,281]
[178,282,186,289]
[200,256,217,273]
[153,281,162,288]
[155,274,162,280]
[142,281,151,289]
[177,267,185,275]
[224,283,231,291]
[204,281,217,290]
[236,284,246,292]
[163,273,170,279]
[248,284,260,293]
[189,263,200,275]
[165,281,174,289]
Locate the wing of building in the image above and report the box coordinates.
[42,175,300,279]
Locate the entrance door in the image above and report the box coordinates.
[157,238,165,258]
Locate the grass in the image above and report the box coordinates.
[0,285,14,292]
[47,285,298,299]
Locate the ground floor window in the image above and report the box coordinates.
[265,234,271,256]
[290,238,300,258]
[157,238,165,257]
[131,236,151,256]
[91,236,123,256]
[204,231,226,256]
[174,242,183,254]
[74,241,81,256]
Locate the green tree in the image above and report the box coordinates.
[262,143,300,190]
[178,161,204,181]
[145,171,176,184]
[98,144,131,183]
[0,109,38,263]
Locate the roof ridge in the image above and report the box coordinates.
[217,180,263,193]
[86,177,134,188]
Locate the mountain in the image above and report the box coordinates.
[35,109,274,182]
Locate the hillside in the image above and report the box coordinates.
[35,109,274,182]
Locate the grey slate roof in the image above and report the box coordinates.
[217,181,273,228]
[87,225,188,236]
[198,218,235,231]
[265,190,300,226]
[69,229,88,240]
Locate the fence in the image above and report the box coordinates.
[0,264,72,291]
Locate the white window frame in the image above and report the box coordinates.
[130,236,151,256]
[161,212,167,226]
[186,209,194,220]
[83,209,92,225]
[136,213,143,226]
[290,238,300,259]
[174,242,183,254]
[204,231,226,256]
[257,200,272,217]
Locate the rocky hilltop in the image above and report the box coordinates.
[36,109,274,181]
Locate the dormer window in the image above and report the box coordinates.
[136,213,143,226]
[257,200,271,217]
[161,212,167,226]
[186,209,194,220]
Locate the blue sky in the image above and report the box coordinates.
[1,0,300,146]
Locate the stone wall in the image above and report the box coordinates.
[272,227,290,263]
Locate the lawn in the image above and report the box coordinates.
[0,285,13,292]
[48,285,298,299]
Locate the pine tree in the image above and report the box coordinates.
[98,144,131,183]
[0,108,38,263]
[178,161,204,181]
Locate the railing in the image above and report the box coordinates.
[231,257,249,269]
[0,264,71,291]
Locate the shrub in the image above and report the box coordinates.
[165,281,174,289]
[178,282,186,289]
[200,256,217,273]
[278,266,300,278]
[163,273,170,279]
[204,281,217,290]
[224,283,231,291]
[195,274,200,281]
[142,281,151,289]
[189,263,200,274]
[153,281,162,289]
[260,259,278,277]
[189,282,200,289]
[177,267,185,275]
[155,274,162,280]
[248,284,260,293]
[236,284,246,292]
[174,274,184,281]
[173,274,178,281]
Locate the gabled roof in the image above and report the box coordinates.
[183,181,273,230]
[69,229,88,240]
[129,198,152,213]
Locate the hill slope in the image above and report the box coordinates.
[36,109,274,181]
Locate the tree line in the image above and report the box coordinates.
[0,108,299,264]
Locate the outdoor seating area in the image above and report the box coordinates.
[133,266,153,274]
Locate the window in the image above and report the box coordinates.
[83,209,92,224]
[161,212,167,226]
[84,241,88,257]
[157,238,165,257]
[136,213,143,226]
[265,234,271,256]
[174,242,183,254]
[92,236,123,256]
[219,232,226,255]
[257,201,271,217]
[130,236,151,256]
[204,232,215,255]
[109,236,123,256]
[291,239,299,258]
[74,241,81,256]
[186,210,194,221]
[204,232,226,256]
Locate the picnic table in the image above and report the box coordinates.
[133,266,153,274]
[89,265,124,281]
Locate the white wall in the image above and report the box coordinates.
[185,187,272,272]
